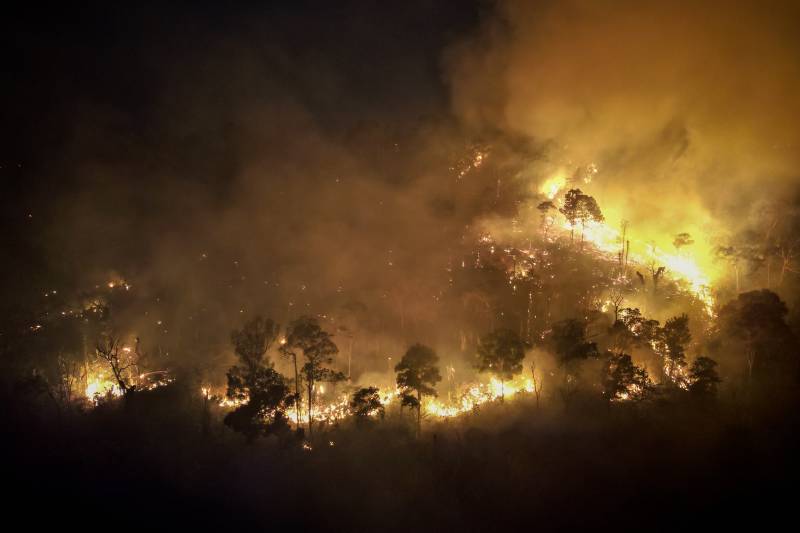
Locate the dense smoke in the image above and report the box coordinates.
[5,1,800,382]
[3,3,494,380]
[447,0,800,284]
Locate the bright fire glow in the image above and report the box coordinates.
[560,219,717,312]
[539,174,566,199]
[534,170,721,313]
[424,375,534,418]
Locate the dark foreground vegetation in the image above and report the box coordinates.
[5,284,800,531]
[6,377,799,531]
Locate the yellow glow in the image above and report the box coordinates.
[539,174,566,199]
[560,212,719,312]
[85,374,122,401]
[423,374,536,418]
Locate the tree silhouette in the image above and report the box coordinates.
[602,352,653,402]
[231,316,280,369]
[688,356,721,398]
[608,308,661,358]
[530,357,544,409]
[95,334,133,395]
[559,188,604,246]
[620,308,661,344]
[475,328,526,400]
[224,317,291,442]
[282,316,344,436]
[225,366,292,442]
[549,318,600,404]
[718,290,796,391]
[660,314,691,386]
[395,343,441,435]
[550,318,600,369]
[649,264,666,292]
[559,189,582,242]
[576,193,604,247]
[349,386,384,423]
[607,288,625,322]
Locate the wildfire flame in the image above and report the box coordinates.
[539,172,718,312]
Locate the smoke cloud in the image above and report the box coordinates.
[446,0,800,278]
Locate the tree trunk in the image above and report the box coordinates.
[292,354,301,425]
[580,220,585,249]
[747,350,755,387]
[307,380,314,437]
[416,389,421,437]
[348,336,354,381]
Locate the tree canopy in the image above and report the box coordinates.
[396,343,441,434]
[475,328,526,399]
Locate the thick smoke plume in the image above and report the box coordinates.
[447,0,800,282]
[8,1,800,382]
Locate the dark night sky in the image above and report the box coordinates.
[0,1,482,301]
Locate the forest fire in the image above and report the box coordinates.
[538,173,717,312]
[5,1,800,530]
[423,375,536,418]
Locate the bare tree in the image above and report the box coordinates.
[55,354,81,404]
[95,334,133,394]
[608,288,625,322]
[619,220,629,270]
[648,263,666,293]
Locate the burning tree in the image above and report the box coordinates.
[659,314,691,386]
[475,328,526,401]
[537,200,556,239]
[349,386,385,423]
[559,189,582,243]
[530,357,545,409]
[620,308,661,343]
[282,316,345,436]
[607,307,661,356]
[602,352,653,402]
[559,188,604,245]
[95,334,134,395]
[395,343,441,435]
